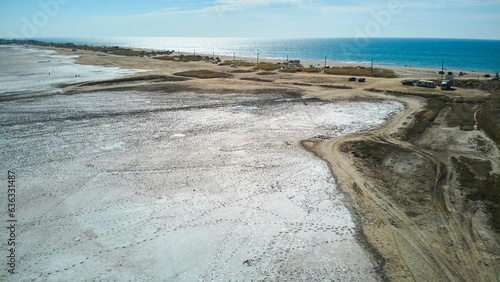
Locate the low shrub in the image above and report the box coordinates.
[325,66,397,78]
[173,70,232,79]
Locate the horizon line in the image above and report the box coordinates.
[1,36,499,41]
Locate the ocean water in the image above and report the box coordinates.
[37,37,500,73]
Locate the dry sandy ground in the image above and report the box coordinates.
[2,46,499,281]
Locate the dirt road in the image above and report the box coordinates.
[303,93,499,281]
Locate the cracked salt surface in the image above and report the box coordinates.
[0,91,403,281]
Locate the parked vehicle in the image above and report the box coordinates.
[348,77,356,81]
[402,80,414,86]
[357,78,366,82]
[416,80,435,88]
[484,74,491,78]
[441,80,453,90]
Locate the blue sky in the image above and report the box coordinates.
[1,0,499,39]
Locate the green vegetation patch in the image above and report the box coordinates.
[341,140,395,165]
[319,84,353,90]
[451,156,500,232]
[230,69,255,73]
[154,55,209,62]
[454,79,500,93]
[256,71,276,75]
[240,77,273,83]
[254,62,283,71]
[478,91,500,145]
[224,60,255,67]
[445,103,479,131]
[302,67,324,73]
[77,75,189,86]
[364,88,448,99]
[403,98,447,141]
[325,66,398,78]
[173,70,233,79]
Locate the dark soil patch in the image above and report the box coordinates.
[240,77,273,83]
[325,67,398,78]
[340,140,435,220]
[451,157,500,232]
[173,70,233,79]
[445,103,479,131]
[74,75,189,87]
[403,98,447,141]
[477,91,500,144]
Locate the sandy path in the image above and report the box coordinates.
[303,92,499,281]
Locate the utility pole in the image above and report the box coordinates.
[257,53,259,68]
[371,58,374,74]
[324,56,327,69]
[233,52,235,62]
[441,61,444,80]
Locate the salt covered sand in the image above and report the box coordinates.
[1,79,402,280]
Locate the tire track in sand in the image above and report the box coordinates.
[302,93,497,281]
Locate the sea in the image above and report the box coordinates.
[34,37,500,73]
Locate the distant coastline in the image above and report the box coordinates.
[2,37,499,73]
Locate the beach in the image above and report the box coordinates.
[1,44,499,281]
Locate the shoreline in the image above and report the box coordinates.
[4,43,500,281]
[2,37,498,74]
[1,40,494,80]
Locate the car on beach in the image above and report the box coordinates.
[484,74,491,78]
[357,78,366,82]
[441,80,453,90]
[348,77,356,81]
[402,80,414,86]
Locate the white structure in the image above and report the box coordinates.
[416,80,436,88]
